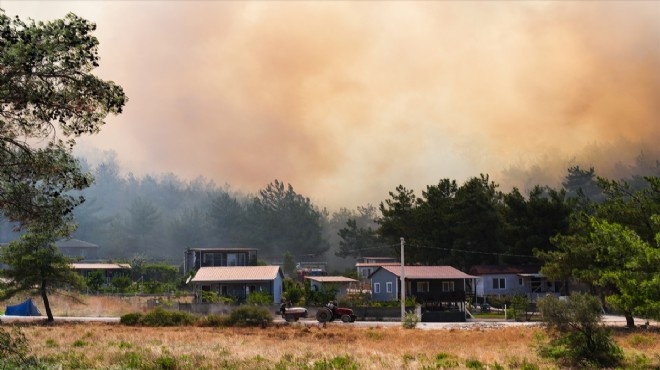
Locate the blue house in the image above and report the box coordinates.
[369,265,477,322]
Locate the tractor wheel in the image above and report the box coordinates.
[341,315,351,323]
[316,308,332,323]
[284,314,296,322]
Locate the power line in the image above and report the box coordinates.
[355,243,537,259]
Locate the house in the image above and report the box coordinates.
[369,265,477,322]
[305,276,358,298]
[295,262,327,281]
[183,247,258,274]
[56,239,99,261]
[70,263,131,285]
[356,257,399,280]
[191,265,283,304]
[469,265,563,301]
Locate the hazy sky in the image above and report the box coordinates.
[2,1,659,210]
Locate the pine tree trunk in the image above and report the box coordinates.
[40,283,54,322]
[625,314,635,328]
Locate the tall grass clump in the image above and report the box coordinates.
[0,327,39,368]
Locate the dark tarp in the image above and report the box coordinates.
[4,298,41,316]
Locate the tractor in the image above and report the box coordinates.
[315,303,356,323]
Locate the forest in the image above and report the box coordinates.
[2,149,657,275]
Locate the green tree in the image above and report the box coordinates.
[0,230,84,321]
[85,270,105,293]
[0,11,126,321]
[537,293,622,367]
[502,186,574,265]
[539,176,660,327]
[282,251,296,278]
[246,180,328,257]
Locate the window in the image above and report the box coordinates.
[362,268,371,278]
[442,281,454,292]
[386,282,393,293]
[492,278,506,290]
[417,281,430,293]
[374,282,381,294]
[519,278,523,286]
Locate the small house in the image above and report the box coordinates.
[305,276,358,298]
[56,239,99,261]
[369,265,477,322]
[356,257,399,281]
[184,247,258,274]
[70,263,131,285]
[469,265,563,301]
[191,265,283,303]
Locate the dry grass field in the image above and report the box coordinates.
[2,295,659,369]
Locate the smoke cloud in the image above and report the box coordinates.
[3,1,659,208]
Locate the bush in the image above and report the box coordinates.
[537,293,622,368]
[402,311,419,329]
[0,327,39,368]
[246,291,273,306]
[120,312,143,326]
[226,305,273,327]
[139,308,196,327]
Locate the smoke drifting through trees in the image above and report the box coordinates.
[3,2,657,210]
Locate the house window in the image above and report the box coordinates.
[386,282,393,293]
[374,282,381,294]
[417,281,430,293]
[519,278,523,286]
[492,278,506,290]
[442,281,454,292]
[362,268,371,278]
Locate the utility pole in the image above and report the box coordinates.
[400,237,405,321]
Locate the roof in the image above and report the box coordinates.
[55,239,99,248]
[70,263,130,270]
[469,265,541,275]
[374,265,476,279]
[305,276,357,283]
[191,266,282,283]
[187,247,258,252]
[356,262,400,268]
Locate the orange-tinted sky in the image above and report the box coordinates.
[3,1,659,210]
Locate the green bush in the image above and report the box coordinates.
[537,293,623,368]
[246,291,273,306]
[0,327,39,368]
[226,305,273,327]
[139,308,196,327]
[119,312,143,326]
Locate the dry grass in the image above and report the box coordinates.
[3,323,656,369]
[2,295,659,369]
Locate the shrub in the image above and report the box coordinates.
[226,305,273,327]
[120,312,143,326]
[0,327,39,368]
[402,311,419,329]
[246,291,273,306]
[537,293,622,368]
[139,308,196,327]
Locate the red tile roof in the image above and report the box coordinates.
[378,265,475,279]
[191,266,282,283]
